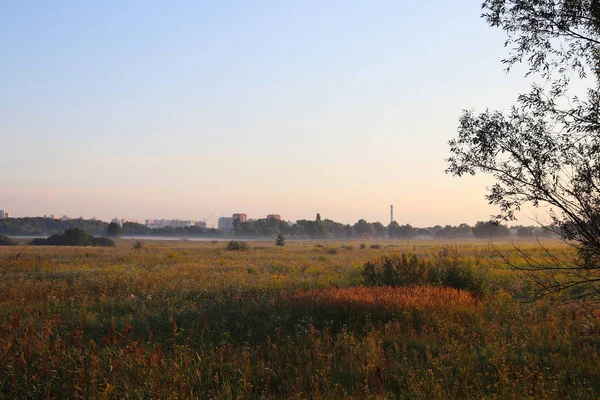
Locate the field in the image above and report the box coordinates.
[1,239,599,399]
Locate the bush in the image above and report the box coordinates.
[370,244,381,249]
[0,234,17,246]
[360,243,366,249]
[275,234,285,247]
[363,253,429,287]
[29,229,115,247]
[326,247,338,255]
[226,241,248,251]
[362,249,486,296]
[133,240,144,250]
[432,246,486,296]
[94,237,116,247]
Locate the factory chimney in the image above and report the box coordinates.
[390,205,394,224]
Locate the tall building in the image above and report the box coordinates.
[267,214,281,220]
[218,217,234,231]
[0,210,5,219]
[232,213,248,223]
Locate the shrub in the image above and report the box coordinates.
[275,234,285,247]
[362,250,487,296]
[326,247,338,255]
[370,244,381,249]
[363,253,429,287]
[360,243,366,249]
[432,246,487,297]
[94,237,116,247]
[0,234,17,246]
[226,241,248,251]
[133,240,144,250]
[29,229,115,247]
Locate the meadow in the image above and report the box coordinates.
[1,239,599,399]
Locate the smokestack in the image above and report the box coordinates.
[390,205,394,224]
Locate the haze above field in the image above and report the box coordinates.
[2,1,540,226]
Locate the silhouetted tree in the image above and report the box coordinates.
[372,222,387,238]
[517,227,534,238]
[471,222,510,239]
[106,222,121,237]
[353,219,375,236]
[447,0,600,300]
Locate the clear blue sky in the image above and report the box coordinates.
[1,1,536,226]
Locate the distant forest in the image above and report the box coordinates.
[0,217,555,240]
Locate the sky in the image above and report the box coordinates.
[1,1,541,227]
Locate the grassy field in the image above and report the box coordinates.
[1,239,599,399]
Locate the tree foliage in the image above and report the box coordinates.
[471,221,510,239]
[106,222,121,237]
[447,0,600,299]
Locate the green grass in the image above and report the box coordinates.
[0,239,598,399]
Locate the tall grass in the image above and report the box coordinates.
[0,240,598,398]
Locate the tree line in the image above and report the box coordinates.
[0,215,554,240]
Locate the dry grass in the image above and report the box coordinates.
[0,239,598,398]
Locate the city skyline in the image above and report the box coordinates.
[0,204,534,229]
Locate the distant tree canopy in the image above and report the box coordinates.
[517,226,534,238]
[471,222,510,239]
[388,222,415,239]
[30,229,115,247]
[106,222,121,237]
[0,217,108,236]
[0,216,541,241]
[354,219,375,237]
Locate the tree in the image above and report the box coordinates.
[345,224,354,239]
[372,222,387,238]
[435,225,458,239]
[517,226,534,238]
[353,219,375,236]
[447,0,600,299]
[275,234,285,247]
[457,223,472,238]
[471,221,510,239]
[316,213,321,221]
[106,222,121,237]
